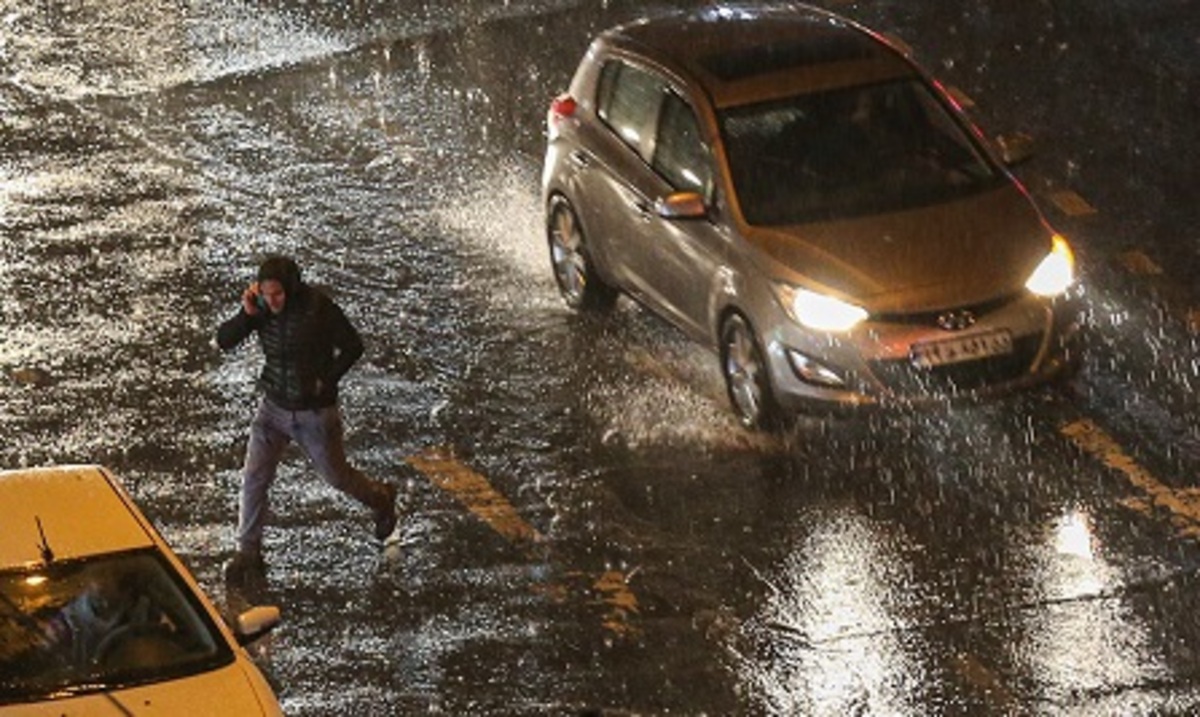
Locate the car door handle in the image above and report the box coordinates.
[569,150,591,168]
[631,199,653,219]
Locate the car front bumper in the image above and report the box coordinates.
[761,286,1086,411]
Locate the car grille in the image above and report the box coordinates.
[867,332,1044,396]
[870,293,1022,326]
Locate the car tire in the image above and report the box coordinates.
[547,195,617,311]
[720,313,782,430]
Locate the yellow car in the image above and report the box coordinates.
[0,465,282,715]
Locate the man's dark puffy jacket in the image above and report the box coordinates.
[217,284,364,410]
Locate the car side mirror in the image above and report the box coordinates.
[994,132,1034,166]
[656,191,708,220]
[234,605,281,645]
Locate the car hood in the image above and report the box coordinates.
[3,659,281,716]
[0,466,154,564]
[743,184,1053,314]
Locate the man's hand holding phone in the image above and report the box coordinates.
[242,282,263,316]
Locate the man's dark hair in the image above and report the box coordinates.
[257,255,303,294]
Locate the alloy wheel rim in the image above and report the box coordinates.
[550,208,585,303]
[725,321,762,426]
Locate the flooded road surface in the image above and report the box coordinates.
[3,0,1199,714]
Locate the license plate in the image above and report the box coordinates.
[910,329,1014,369]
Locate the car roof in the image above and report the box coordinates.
[0,464,155,567]
[601,4,918,108]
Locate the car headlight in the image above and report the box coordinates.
[1025,235,1075,297]
[778,285,868,332]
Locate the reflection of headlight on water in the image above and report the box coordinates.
[1025,235,1075,297]
[734,508,922,714]
[1024,506,1161,696]
[1054,509,1094,560]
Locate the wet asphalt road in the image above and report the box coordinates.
[2,0,1200,714]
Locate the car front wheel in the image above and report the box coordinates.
[720,313,781,430]
[547,196,617,311]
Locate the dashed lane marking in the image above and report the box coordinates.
[406,446,542,544]
[593,570,642,638]
[1061,419,1200,539]
[406,447,643,638]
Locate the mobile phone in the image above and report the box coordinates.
[249,283,268,314]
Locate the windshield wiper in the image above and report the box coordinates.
[36,517,55,564]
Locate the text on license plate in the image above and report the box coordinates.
[910,329,1014,369]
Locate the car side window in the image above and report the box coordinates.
[597,60,664,161]
[653,92,712,194]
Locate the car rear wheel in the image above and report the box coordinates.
[721,313,781,430]
[547,196,617,311]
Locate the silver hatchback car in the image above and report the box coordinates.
[543,4,1084,428]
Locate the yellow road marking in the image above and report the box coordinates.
[1061,419,1200,539]
[407,447,643,639]
[1048,190,1097,217]
[544,571,642,639]
[593,570,642,638]
[406,446,542,544]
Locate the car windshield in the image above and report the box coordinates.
[0,548,232,704]
[720,78,1003,225]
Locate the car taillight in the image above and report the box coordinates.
[550,94,577,119]
[548,93,577,135]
